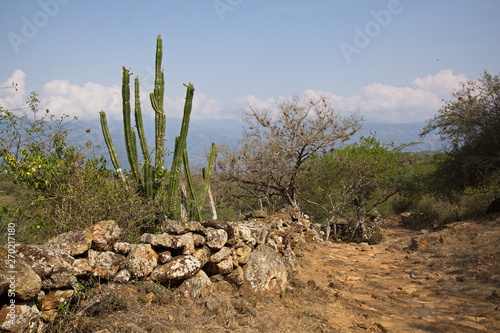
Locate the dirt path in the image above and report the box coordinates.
[295,222,500,332]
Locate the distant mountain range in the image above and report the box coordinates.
[68,118,443,170]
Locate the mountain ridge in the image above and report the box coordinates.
[68,118,443,170]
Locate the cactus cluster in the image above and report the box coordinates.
[99,35,216,222]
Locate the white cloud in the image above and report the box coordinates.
[1,69,470,124]
[42,78,235,121]
[412,69,467,99]
[235,95,281,111]
[165,92,235,120]
[296,70,468,123]
[358,83,442,122]
[0,69,27,110]
[42,80,122,120]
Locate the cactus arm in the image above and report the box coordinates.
[99,110,125,182]
[143,162,154,198]
[134,77,150,164]
[201,142,217,202]
[182,148,202,221]
[203,143,218,220]
[150,35,166,170]
[122,67,140,181]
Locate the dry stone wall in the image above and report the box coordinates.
[0,208,319,332]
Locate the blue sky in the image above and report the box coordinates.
[1,0,499,123]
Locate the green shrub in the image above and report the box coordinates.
[0,94,161,244]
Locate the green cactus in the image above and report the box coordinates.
[99,110,125,183]
[122,67,140,182]
[150,36,166,170]
[166,83,195,217]
[134,77,150,164]
[183,142,217,222]
[201,142,217,201]
[182,148,200,221]
[99,35,216,221]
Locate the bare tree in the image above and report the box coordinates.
[218,93,362,212]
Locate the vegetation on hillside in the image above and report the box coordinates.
[1,45,498,246]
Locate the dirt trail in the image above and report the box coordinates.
[295,221,500,332]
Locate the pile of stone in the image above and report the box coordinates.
[0,208,315,331]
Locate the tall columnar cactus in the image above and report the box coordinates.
[183,142,217,222]
[121,67,140,182]
[100,35,216,220]
[166,83,195,217]
[150,36,166,170]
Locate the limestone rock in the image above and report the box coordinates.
[243,244,288,293]
[234,246,252,265]
[297,218,311,230]
[177,270,212,299]
[203,220,235,239]
[251,210,268,218]
[176,233,196,254]
[164,220,205,235]
[45,229,92,256]
[205,258,234,275]
[88,220,122,251]
[14,244,74,278]
[282,246,298,276]
[41,271,78,289]
[210,247,233,263]
[126,244,158,278]
[140,233,195,253]
[192,233,206,247]
[0,247,42,301]
[88,249,126,279]
[226,266,245,286]
[157,250,173,264]
[234,225,252,241]
[113,242,132,255]
[72,258,92,278]
[112,269,131,284]
[192,246,211,267]
[140,233,175,247]
[150,255,202,282]
[205,227,228,250]
[40,289,74,320]
[0,301,40,332]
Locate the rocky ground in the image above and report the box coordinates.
[44,215,500,333]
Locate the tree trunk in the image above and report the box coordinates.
[208,186,218,220]
[180,181,188,222]
[351,198,366,240]
[325,219,331,241]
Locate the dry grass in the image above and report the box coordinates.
[420,216,500,284]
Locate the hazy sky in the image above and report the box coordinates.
[1,0,499,123]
